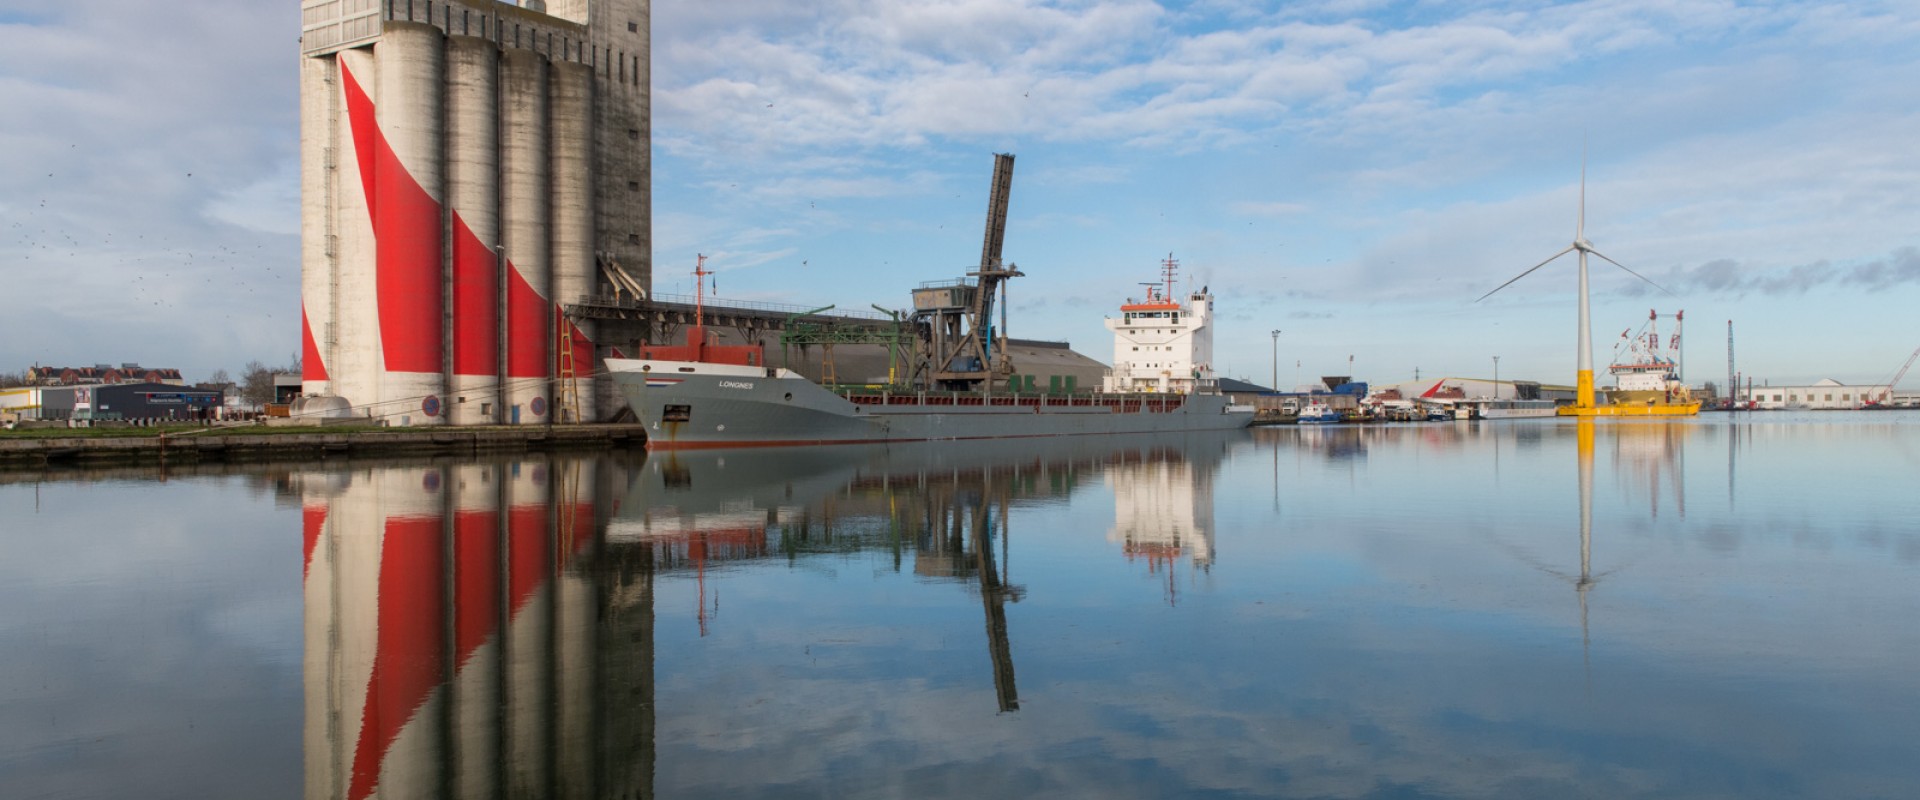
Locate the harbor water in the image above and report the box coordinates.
[3,414,1919,799]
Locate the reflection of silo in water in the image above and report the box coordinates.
[553,457,599,797]
[450,462,502,799]
[504,458,554,793]
[302,465,450,800]
[302,455,625,798]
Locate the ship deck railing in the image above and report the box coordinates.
[839,390,1191,413]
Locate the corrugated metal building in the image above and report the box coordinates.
[36,383,224,421]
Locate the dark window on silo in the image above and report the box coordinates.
[628,21,638,33]
[628,128,639,140]
[628,234,641,244]
[627,181,640,192]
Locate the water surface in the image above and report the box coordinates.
[3,414,1918,799]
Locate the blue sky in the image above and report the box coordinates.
[2,1,1916,389]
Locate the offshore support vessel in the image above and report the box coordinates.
[1603,309,1700,413]
[607,155,1253,450]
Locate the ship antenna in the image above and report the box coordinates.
[693,254,710,346]
[1162,252,1179,301]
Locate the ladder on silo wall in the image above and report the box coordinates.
[556,310,582,423]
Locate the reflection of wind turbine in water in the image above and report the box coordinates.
[1482,422,1613,688]
[1477,154,1677,414]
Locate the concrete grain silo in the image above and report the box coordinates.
[299,0,652,425]
[549,61,597,422]
[499,47,551,422]
[444,35,500,427]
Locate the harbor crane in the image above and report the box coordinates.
[912,153,1024,390]
[1865,346,1920,408]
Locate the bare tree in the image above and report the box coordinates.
[240,360,275,407]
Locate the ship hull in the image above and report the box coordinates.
[608,358,1254,449]
[1558,402,1701,417]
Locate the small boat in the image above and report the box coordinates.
[1480,399,1558,419]
[1296,401,1341,424]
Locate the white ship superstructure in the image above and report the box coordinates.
[1104,255,1216,394]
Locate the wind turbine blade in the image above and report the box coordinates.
[1476,245,1576,303]
[1578,147,1587,241]
[1588,248,1678,298]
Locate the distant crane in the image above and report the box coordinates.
[1725,320,1737,410]
[1864,346,1920,408]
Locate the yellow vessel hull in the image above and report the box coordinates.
[1558,402,1701,417]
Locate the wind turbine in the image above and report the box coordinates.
[1477,158,1673,411]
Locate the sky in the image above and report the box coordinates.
[2,0,1917,390]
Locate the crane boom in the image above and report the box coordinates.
[1871,346,1920,406]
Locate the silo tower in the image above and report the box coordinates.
[298,0,651,424]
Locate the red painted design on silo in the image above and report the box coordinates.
[451,213,498,377]
[301,308,329,383]
[348,515,445,800]
[339,61,443,376]
[505,268,548,379]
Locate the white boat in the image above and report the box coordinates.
[1479,399,1559,419]
[1296,401,1341,424]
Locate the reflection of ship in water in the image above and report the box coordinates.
[1107,446,1220,605]
[609,433,1243,711]
[1608,421,1693,518]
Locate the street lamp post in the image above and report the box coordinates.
[1493,356,1501,399]
[1270,330,1281,390]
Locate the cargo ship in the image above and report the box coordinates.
[608,254,1253,450]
